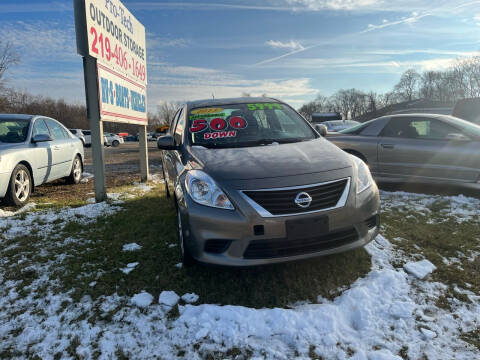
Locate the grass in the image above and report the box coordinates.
[380,195,480,350]
[45,185,371,309]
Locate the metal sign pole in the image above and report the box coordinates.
[83,56,107,202]
[139,125,149,182]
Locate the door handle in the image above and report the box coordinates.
[381,144,395,149]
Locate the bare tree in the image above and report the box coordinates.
[0,41,20,86]
[156,101,178,126]
[394,69,420,102]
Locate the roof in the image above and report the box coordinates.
[186,97,279,108]
[0,114,35,121]
[388,113,447,119]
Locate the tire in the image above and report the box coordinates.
[112,140,119,147]
[176,204,195,266]
[4,164,32,207]
[67,156,83,184]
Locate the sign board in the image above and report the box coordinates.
[84,0,147,124]
[97,62,147,124]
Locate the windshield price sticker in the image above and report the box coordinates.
[247,103,283,111]
[86,0,147,85]
[191,108,223,115]
[189,117,248,133]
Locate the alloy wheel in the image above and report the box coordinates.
[14,169,30,202]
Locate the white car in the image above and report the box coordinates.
[69,128,86,146]
[81,130,108,147]
[104,132,124,147]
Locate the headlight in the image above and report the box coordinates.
[351,156,372,194]
[185,170,234,210]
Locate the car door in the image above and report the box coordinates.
[44,118,75,179]
[377,116,479,182]
[31,118,55,184]
[163,108,182,195]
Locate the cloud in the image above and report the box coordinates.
[265,40,305,51]
[475,13,480,25]
[285,0,379,11]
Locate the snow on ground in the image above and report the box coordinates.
[381,190,480,223]
[404,259,437,280]
[0,202,36,218]
[0,191,479,359]
[122,243,142,252]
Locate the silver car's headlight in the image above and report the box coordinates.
[351,156,373,194]
[185,170,234,210]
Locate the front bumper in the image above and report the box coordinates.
[0,171,11,198]
[179,178,380,267]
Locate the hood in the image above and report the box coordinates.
[189,138,352,180]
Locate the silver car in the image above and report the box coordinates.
[0,114,84,206]
[327,114,480,190]
[157,98,380,267]
[104,132,124,147]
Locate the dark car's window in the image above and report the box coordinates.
[187,102,317,148]
[382,117,461,140]
[45,119,68,140]
[33,119,51,137]
[69,129,77,135]
[0,119,30,143]
[174,108,185,144]
[339,119,373,135]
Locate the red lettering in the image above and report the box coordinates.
[190,119,208,133]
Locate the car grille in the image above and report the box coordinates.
[243,228,358,259]
[242,178,349,216]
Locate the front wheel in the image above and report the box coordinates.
[177,205,195,266]
[112,140,119,147]
[67,156,83,184]
[4,164,32,207]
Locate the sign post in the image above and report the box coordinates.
[74,0,149,200]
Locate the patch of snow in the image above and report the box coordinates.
[168,243,177,248]
[420,328,437,340]
[159,291,179,308]
[122,243,142,252]
[175,262,182,269]
[181,293,199,304]
[80,172,94,183]
[133,182,153,193]
[131,292,153,308]
[0,202,36,218]
[120,262,139,274]
[404,259,437,279]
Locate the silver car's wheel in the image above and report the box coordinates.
[5,164,32,207]
[176,205,194,266]
[14,169,30,202]
[67,156,83,184]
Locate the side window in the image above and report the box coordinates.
[45,119,68,140]
[174,108,185,144]
[381,117,419,138]
[421,119,462,140]
[33,119,50,137]
[169,110,181,135]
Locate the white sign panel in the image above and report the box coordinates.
[85,0,147,124]
[97,62,147,124]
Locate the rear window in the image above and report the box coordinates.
[187,102,316,148]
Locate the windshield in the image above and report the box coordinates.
[0,119,30,143]
[187,102,317,148]
[444,116,480,138]
[339,119,374,134]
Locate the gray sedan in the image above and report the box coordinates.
[327,114,480,190]
[0,114,84,206]
[157,97,380,266]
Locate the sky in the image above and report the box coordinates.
[1,0,480,111]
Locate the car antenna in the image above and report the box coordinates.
[212,93,215,100]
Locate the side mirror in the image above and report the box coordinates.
[32,134,53,143]
[157,135,177,150]
[314,124,328,137]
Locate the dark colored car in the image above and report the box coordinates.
[327,114,480,190]
[156,97,380,266]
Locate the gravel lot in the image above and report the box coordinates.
[83,141,163,174]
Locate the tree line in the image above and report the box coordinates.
[298,56,480,121]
